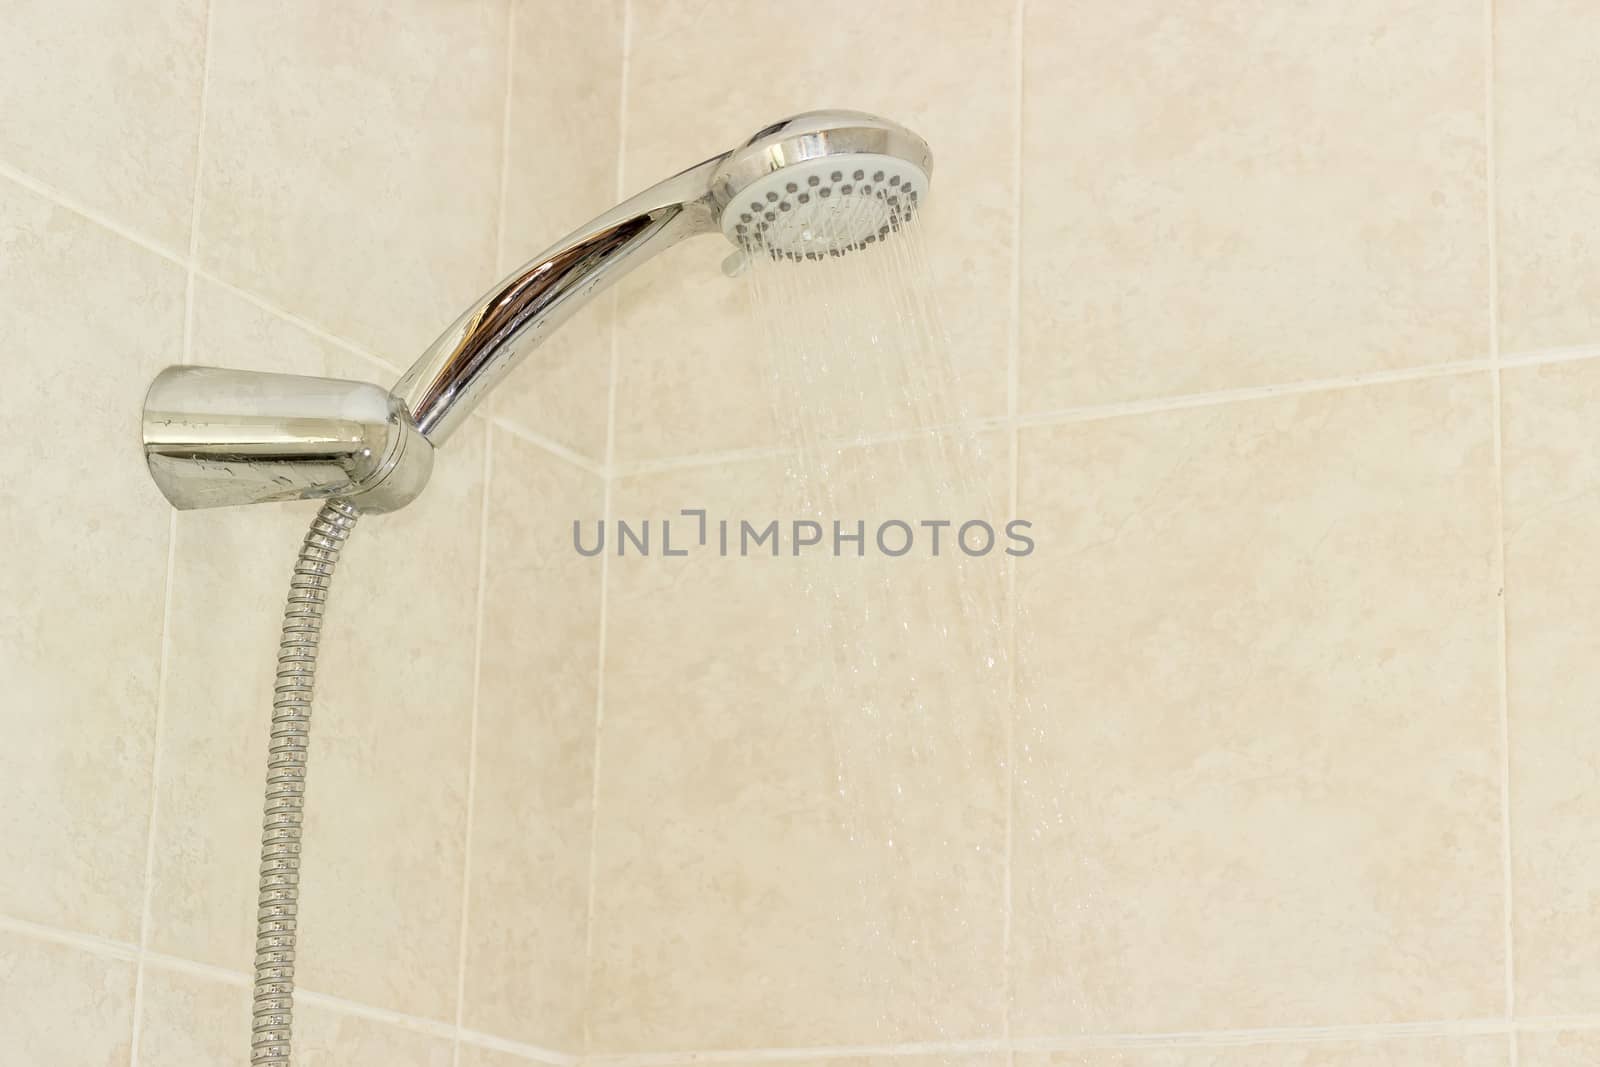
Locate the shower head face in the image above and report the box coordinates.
[710,110,932,260]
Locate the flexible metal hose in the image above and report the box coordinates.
[252,499,360,1065]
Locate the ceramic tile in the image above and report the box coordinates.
[0,177,184,938]
[1020,1,1489,410]
[0,0,207,250]
[1011,374,1505,1033]
[589,432,1010,1049]
[1519,1030,1600,1067]
[135,964,250,1065]
[196,0,507,361]
[1501,359,1600,1015]
[490,0,622,461]
[461,428,603,1051]
[1494,0,1600,354]
[0,933,135,1064]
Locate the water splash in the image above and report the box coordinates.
[739,213,1021,1042]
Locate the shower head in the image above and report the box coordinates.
[142,109,932,513]
[389,108,934,446]
[709,110,932,259]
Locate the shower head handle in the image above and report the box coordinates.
[392,109,932,447]
[391,152,730,444]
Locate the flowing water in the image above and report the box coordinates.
[736,212,1061,1044]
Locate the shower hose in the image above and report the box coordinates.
[251,498,360,1066]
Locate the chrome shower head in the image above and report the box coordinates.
[389,108,934,445]
[142,109,934,513]
[709,110,933,260]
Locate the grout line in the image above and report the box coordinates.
[614,418,1013,478]
[190,267,404,378]
[1498,343,1600,369]
[0,161,187,269]
[295,988,459,1043]
[128,509,180,1064]
[585,1038,1009,1067]
[615,442,808,478]
[452,428,496,1063]
[1517,1017,1600,1034]
[457,1027,582,1066]
[1001,0,1026,1055]
[612,358,1502,480]
[491,415,608,477]
[583,0,631,1052]
[1013,359,1497,428]
[138,946,580,1063]
[12,906,1600,1061]
[581,311,617,1056]
[0,914,140,964]
[452,3,519,1055]
[1007,1019,1517,1053]
[128,3,216,1061]
[1483,2,1518,1063]
[582,1018,1539,1067]
[143,950,250,988]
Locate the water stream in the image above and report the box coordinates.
[738,214,1035,1043]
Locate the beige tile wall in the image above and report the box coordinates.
[7,1,1600,1066]
[589,0,1600,1065]
[1,0,611,1063]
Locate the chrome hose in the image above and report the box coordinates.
[252,499,360,1065]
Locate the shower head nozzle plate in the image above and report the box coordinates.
[710,110,932,260]
[721,153,927,259]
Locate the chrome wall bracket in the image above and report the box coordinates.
[142,366,433,513]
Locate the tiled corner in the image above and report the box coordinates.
[0,933,135,1064]
[490,0,623,462]
[461,428,604,1051]
[1014,1036,1509,1067]
[611,0,1016,463]
[0,0,207,251]
[1019,1,1489,412]
[136,962,455,1066]
[1011,374,1505,1034]
[1520,1030,1600,1067]
[0,177,185,939]
[1494,0,1600,355]
[195,0,507,362]
[589,434,1009,1051]
[148,279,483,1020]
[1501,359,1600,1016]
